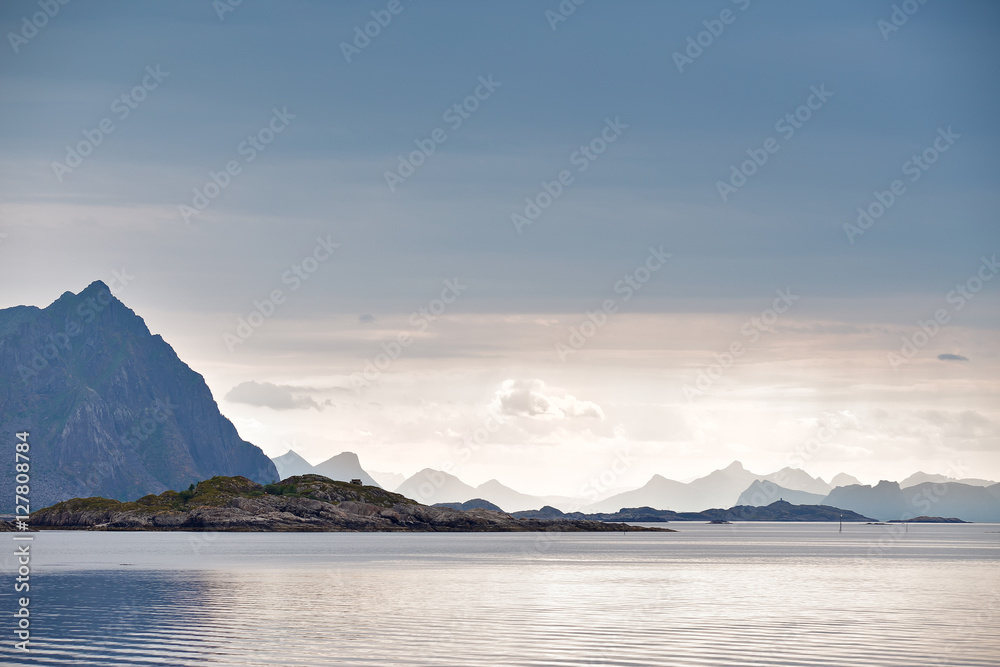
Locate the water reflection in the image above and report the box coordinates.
[0,526,996,666]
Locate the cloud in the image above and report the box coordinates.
[359,314,376,324]
[937,353,969,362]
[491,379,604,420]
[224,381,327,411]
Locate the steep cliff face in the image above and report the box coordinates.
[0,281,277,512]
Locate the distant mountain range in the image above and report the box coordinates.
[736,480,826,507]
[269,449,1000,521]
[824,480,1000,522]
[0,281,277,512]
[586,461,834,513]
[513,500,875,523]
[272,450,379,487]
[898,471,997,488]
[391,467,577,512]
[368,470,406,490]
[12,281,995,522]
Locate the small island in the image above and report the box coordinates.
[24,475,673,533]
[512,500,875,523]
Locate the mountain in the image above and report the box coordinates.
[473,479,574,513]
[369,470,406,490]
[736,480,826,507]
[471,479,537,512]
[899,471,997,488]
[394,468,479,505]
[313,452,380,487]
[392,469,574,512]
[823,481,909,521]
[902,482,1000,522]
[513,500,873,523]
[685,461,758,508]
[685,461,832,509]
[823,481,1000,522]
[0,281,277,512]
[588,461,831,513]
[765,467,832,495]
[270,450,381,487]
[433,498,504,512]
[831,472,862,487]
[588,473,711,513]
[271,450,316,479]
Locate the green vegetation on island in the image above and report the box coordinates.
[26,475,672,533]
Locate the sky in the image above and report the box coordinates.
[1,0,998,496]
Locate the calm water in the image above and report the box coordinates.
[1,523,998,666]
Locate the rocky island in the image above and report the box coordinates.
[26,474,673,533]
[513,499,875,522]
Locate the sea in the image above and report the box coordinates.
[1,522,998,666]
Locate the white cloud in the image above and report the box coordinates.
[224,381,328,411]
[490,379,605,420]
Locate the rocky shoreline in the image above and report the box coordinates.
[24,475,673,533]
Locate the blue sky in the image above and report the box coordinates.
[2,1,998,492]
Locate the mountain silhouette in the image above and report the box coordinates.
[0,281,277,511]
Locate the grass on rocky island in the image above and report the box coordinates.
[37,473,419,515]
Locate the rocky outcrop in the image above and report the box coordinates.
[433,498,504,512]
[705,500,872,522]
[0,281,278,512]
[28,475,673,533]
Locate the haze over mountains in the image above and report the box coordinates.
[272,450,379,487]
[584,461,844,513]
[272,449,1000,521]
[5,282,997,522]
